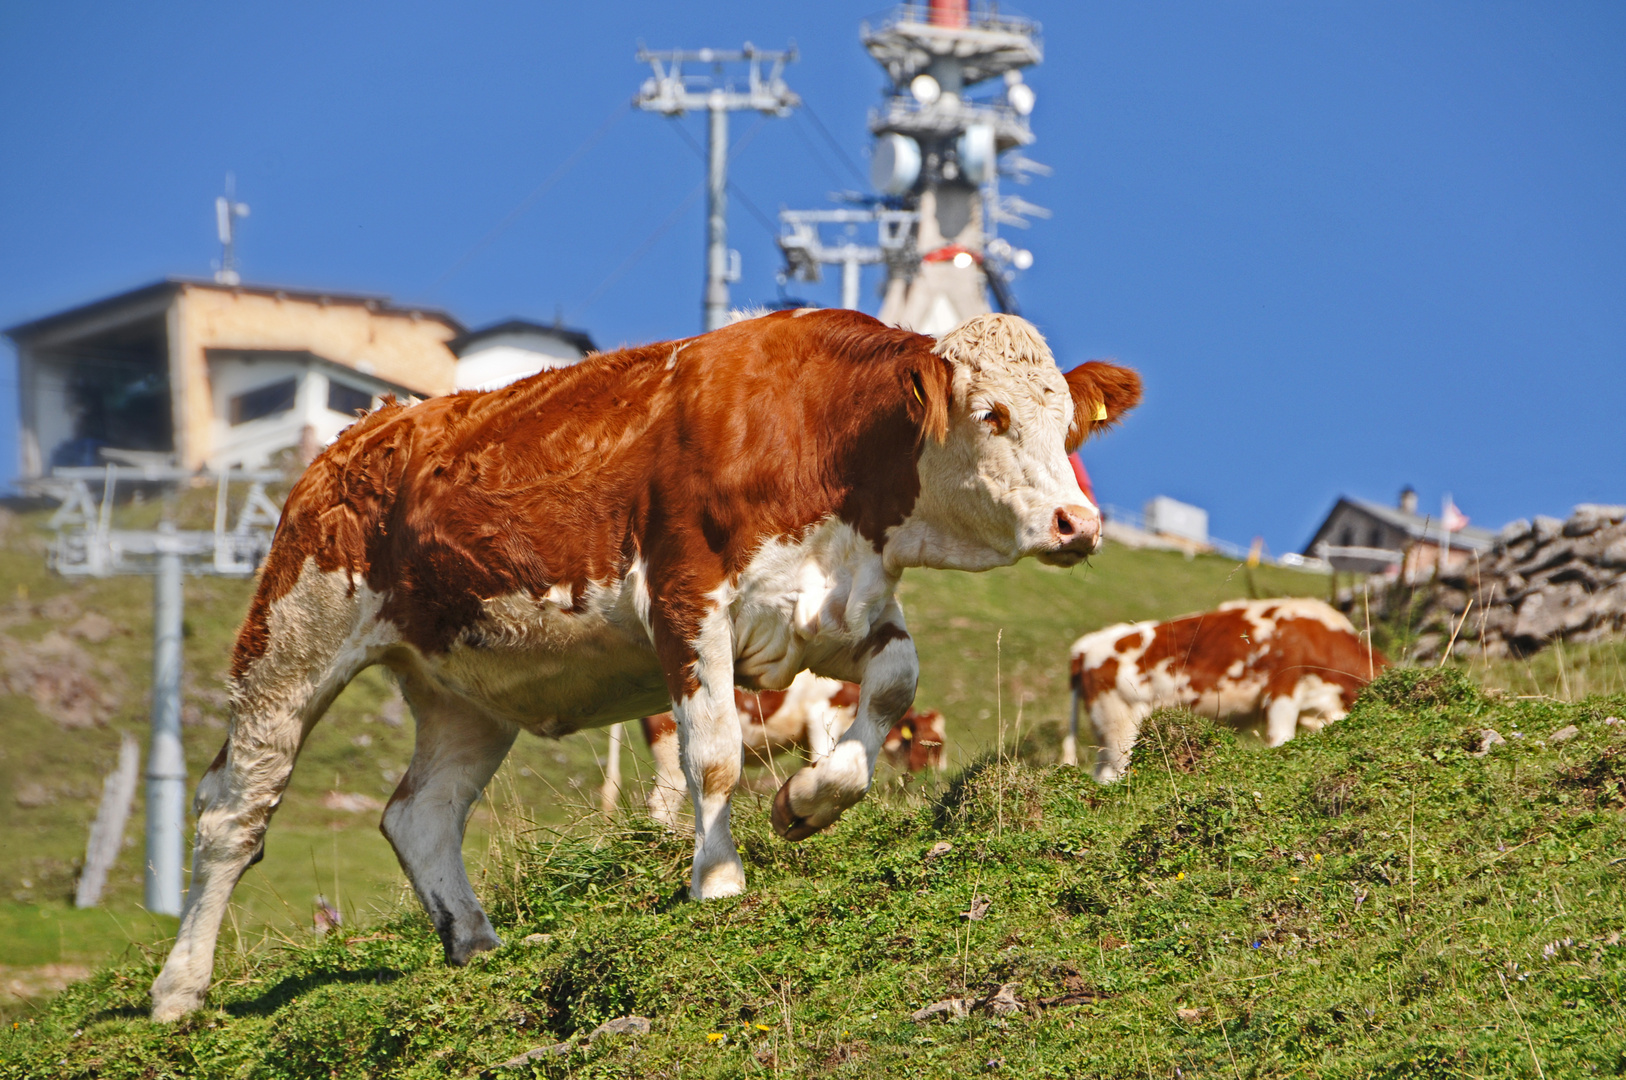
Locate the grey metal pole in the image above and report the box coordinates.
[704,94,730,331]
[145,524,187,916]
[841,258,861,311]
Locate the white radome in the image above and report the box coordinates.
[871,132,922,196]
[956,123,997,185]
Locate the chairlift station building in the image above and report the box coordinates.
[6,280,596,483]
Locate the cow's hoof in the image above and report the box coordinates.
[692,859,747,899]
[447,933,501,967]
[150,990,204,1023]
[771,782,820,842]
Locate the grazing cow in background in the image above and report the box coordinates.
[631,670,947,826]
[1067,598,1386,782]
[148,308,1140,1020]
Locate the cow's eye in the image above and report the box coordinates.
[972,404,1010,435]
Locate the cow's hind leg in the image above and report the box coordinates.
[380,676,517,965]
[151,573,374,1021]
[640,714,688,830]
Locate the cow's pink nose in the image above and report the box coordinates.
[1053,504,1101,550]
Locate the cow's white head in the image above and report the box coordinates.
[892,314,1141,572]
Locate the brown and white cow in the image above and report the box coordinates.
[633,670,946,826]
[1067,598,1387,782]
[149,308,1139,1019]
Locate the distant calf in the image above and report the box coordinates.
[634,671,946,826]
[1067,598,1386,782]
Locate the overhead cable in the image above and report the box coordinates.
[663,119,780,238]
[572,180,707,318]
[798,100,869,185]
[421,101,629,297]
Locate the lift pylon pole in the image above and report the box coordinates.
[705,98,731,331]
[145,525,187,917]
[45,464,285,914]
[635,44,799,331]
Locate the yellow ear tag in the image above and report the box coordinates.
[1091,400,1108,422]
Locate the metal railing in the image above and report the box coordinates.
[1100,503,1326,571]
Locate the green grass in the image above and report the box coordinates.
[3,668,1624,1077]
[6,500,1626,1074]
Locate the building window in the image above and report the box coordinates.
[1339,527,1354,547]
[1368,526,1383,547]
[229,378,297,425]
[327,380,373,417]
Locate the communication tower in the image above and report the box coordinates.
[635,44,799,331]
[213,173,251,286]
[778,1,1049,332]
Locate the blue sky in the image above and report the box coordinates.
[2,1,1621,554]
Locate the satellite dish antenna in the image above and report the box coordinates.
[214,173,250,286]
[957,124,996,185]
[871,133,921,196]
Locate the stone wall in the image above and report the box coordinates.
[1411,504,1626,661]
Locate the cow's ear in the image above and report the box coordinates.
[1064,360,1142,451]
[908,354,953,444]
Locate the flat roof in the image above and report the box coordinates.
[4,278,465,343]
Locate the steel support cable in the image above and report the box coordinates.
[663,110,769,166]
[798,99,869,185]
[421,101,629,296]
[571,179,707,318]
[787,114,851,188]
[662,117,780,238]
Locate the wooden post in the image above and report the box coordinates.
[76,734,140,908]
[600,723,625,817]
[1061,685,1080,768]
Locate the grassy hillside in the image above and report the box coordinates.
[3,667,1623,1078]
[0,498,1324,993]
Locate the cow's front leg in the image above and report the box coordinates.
[1263,696,1302,748]
[666,622,747,899]
[773,605,918,841]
